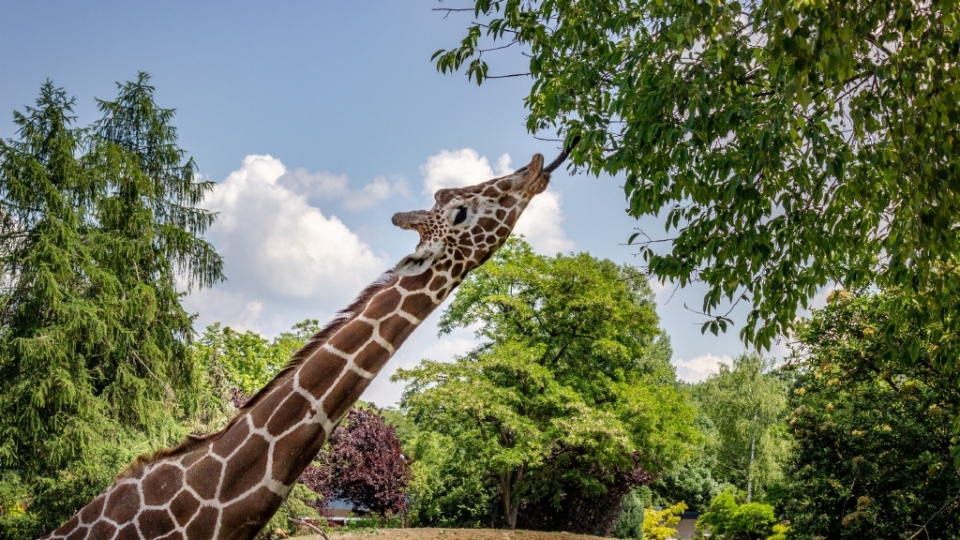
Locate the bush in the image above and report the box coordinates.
[302,407,411,517]
[405,431,494,527]
[613,488,648,540]
[695,489,777,540]
[643,501,686,540]
[781,293,960,539]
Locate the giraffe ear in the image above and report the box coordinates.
[394,248,436,277]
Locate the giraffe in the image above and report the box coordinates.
[42,145,572,540]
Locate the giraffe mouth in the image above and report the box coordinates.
[391,210,430,231]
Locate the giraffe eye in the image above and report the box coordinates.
[453,206,468,226]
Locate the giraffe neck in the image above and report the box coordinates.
[292,267,450,428]
[41,266,453,540]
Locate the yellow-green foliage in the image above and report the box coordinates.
[643,501,687,540]
[767,522,791,540]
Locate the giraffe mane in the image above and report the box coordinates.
[117,269,398,480]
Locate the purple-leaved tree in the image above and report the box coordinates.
[301,407,411,516]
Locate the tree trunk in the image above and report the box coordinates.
[747,409,758,503]
[499,473,515,529]
[500,467,524,530]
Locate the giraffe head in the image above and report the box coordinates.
[391,151,559,281]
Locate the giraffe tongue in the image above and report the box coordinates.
[544,135,579,173]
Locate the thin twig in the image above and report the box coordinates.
[907,492,960,540]
[289,517,329,540]
[484,73,531,79]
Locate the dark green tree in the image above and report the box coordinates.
[404,429,496,527]
[613,487,649,540]
[83,72,224,431]
[0,76,223,536]
[394,238,698,531]
[649,452,724,512]
[781,292,960,539]
[432,0,960,372]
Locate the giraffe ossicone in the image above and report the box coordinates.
[43,146,571,540]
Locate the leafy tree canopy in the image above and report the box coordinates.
[394,238,698,530]
[781,292,960,539]
[195,319,320,397]
[692,353,791,502]
[648,453,724,512]
[433,0,960,372]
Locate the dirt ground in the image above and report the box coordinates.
[302,529,607,540]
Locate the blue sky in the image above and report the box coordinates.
[0,1,801,405]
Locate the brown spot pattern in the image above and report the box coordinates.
[378,314,417,345]
[402,293,435,316]
[114,524,140,540]
[78,496,104,524]
[87,522,116,540]
[143,464,183,505]
[185,506,218,539]
[429,275,448,292]
[327,320,374,355]
[138,509,176,538]
[247,381,291,428]
[170,491,201,527]
[477,217,497,230]
[296,354,346,399]
[265,393,312,437]
[365,288,402,319]
[354,340,391,373]
[186,456,223,500]
[220,434,270,501]
[103,483,139,524]
[399,271,431,290]
[223,488,283,539]
[273,423,324,485]
[211,417,251,458]
[323,372,369,422]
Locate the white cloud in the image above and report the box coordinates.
[419,148,575,255]
[277,167,409,211]
[184,154,389,335]
[672,353,733,383]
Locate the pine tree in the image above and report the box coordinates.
[0,76,224,536]
[0,81,107,473]
[84,72,223,432]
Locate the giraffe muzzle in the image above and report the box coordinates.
[391,210,430,230]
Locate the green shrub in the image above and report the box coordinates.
[695,489,778,540]
[613,488,648,540]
